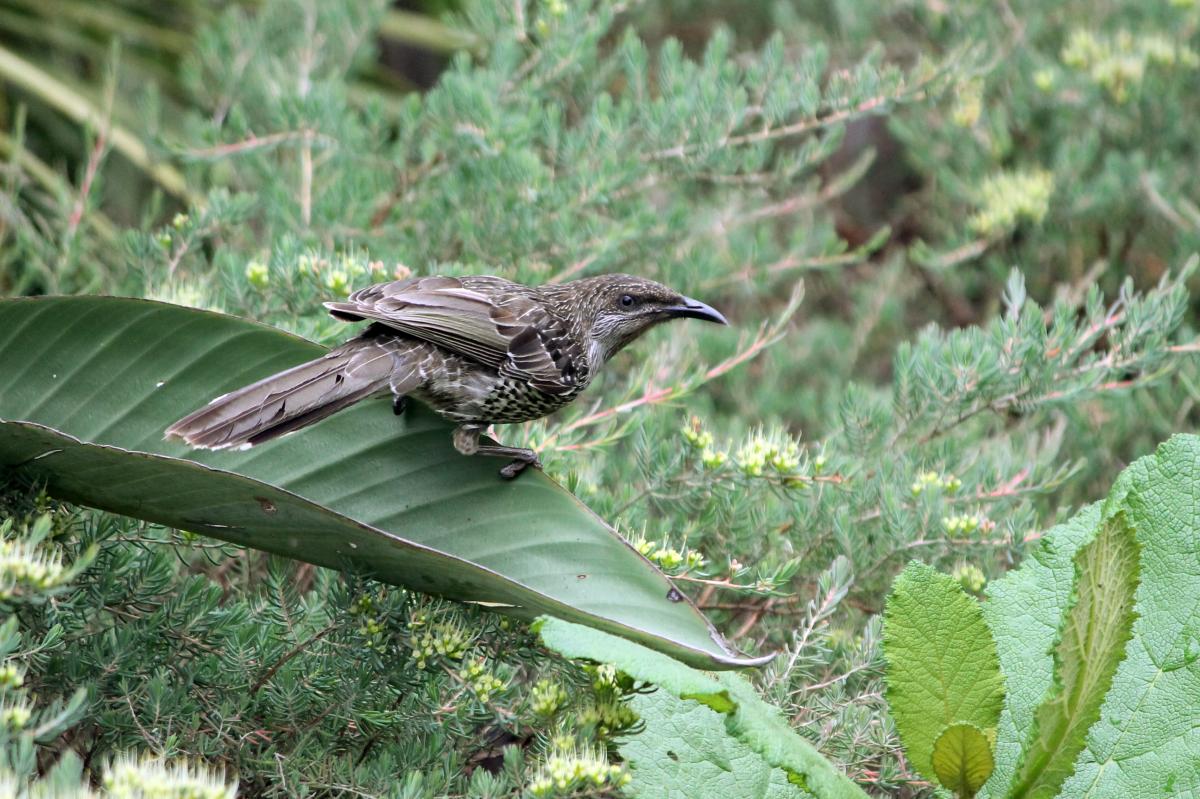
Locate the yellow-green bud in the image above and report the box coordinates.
[2,705,30,730]
[681,418,714,449]
[530,678,568,717]
[0,663,23,689]
[942,513,983,537]
[951,79,983,128]
[701,448,728,469]
[325,270,350,295]
[953,564,987,594]
[968,170,1054,236]
[245,261,269,289]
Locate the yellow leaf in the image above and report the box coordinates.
[932,722,994,798]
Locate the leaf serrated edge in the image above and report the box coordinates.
[1006,511,1140,798]
[882,561,1005,783]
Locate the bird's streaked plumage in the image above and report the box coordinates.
[165,273,727,477]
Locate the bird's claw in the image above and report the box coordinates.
[499,456,542,480]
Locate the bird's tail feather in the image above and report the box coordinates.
[164,338,405,450]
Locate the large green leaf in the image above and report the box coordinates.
[978,504,1101,796]
[0,295,767,669]
[620,689,809,799]
[537,616,868,799]
[1007,513,1138,798]
[882,561,1005,783]
[980,434,1200,798]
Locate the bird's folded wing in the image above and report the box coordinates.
[501,317,585,396]
[326,275,587,397]
[325,276,512,369]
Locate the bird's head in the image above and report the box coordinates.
[563,274,728,363]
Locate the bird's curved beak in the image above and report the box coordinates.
[665,296,729,325]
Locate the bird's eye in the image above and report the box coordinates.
[620,294,635,308]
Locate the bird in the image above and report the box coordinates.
[165,273,728,479]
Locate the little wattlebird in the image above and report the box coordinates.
[165,273,728,478]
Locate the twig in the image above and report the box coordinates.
[0,130,119,244]
[547,252,597,284]
[1168,341,1200,354]
[731,597,775,640]
[296,8,317,229]
[66,122,107,241]
[917,237,990,270]
[300,130,314,229]
[1141,172,1197,232]
[63,59,117,251]
[182,130,335,160]
[250,622,339,695]
[978,467,1029,499]
[649,94,896,162]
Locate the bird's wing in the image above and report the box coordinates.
[326,276,586,397]
[499,308,587,396]
[324,276,513,369]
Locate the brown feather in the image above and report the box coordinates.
[165,337,417,449]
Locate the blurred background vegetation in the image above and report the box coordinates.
[1,0,1198,796]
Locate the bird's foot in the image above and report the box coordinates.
[499,455,542,480]
[453,424,542,479]
[392,396,408,416]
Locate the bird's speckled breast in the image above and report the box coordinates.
[411,360,587,424]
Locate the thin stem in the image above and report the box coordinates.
[649,93,899,162]
[0,129,118,243]
[250,622,339,695]
[300,130,314,229]
[182,130,336,160]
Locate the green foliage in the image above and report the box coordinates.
[0,511,238,798]
[882,562,1004,788]
[536,616,865,798]
[862,0,1200,282]
[5,0,1200,795]
[884,434,1200,798]
[1007,513,1139,798]
[620,689,802,798]
[988,434,1200,797]
[0,484,661,796]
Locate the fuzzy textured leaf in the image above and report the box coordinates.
[537,616,867,799]
[0,296,767,669]
[932,722,994,798]
[1008,513,1139,798]
[621,689,810,799]
[978,504,1101,795]
[981,435,1200,797]
[883,561,1005,782]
